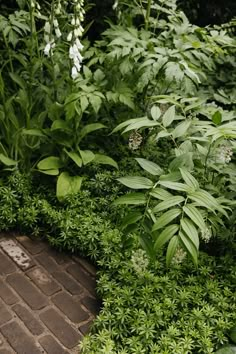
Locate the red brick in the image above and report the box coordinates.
[0,321,41,354]
[7,273,48,310]
[81,296,101,316]
[52,292,89,323]
[67,263,97,296]
[0,279,18,305]
[13,304,44,335]
[16,236,46,255]
[27,267,61,296]
[0,250,16,275]
[35,253,59,273]
[39,335,69,354]
[52,271,83,295]
[0,300,12,326]
[40,308,81,348]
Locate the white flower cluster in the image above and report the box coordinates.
[43,1,63,57]
[201,228,212,243]
[67,0,85,80]
[218,145,233,164]
[172,247,186,265]
[128,130,143,151]
[131,249,149,275]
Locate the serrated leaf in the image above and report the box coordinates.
[93,154,118,169]
[0,154,17,166]
[172,121,191,139]
[37,156,64,170]
[113,193,146,205]
[180,218,199,249]
[80,123,106,141]
[166,235,179,267]
[152,208,181,231]
[153,196,185,213]
[79,150,95,165]
[179,231,198,266]
[150,105,161,121]
[117,176,153,189]
[154,224,179,250]
[80,95,89,112]
[183,205,206,231]
[57,172,83,202]
[159,180,191,192]
[162,105,175,127]
[150,188,173,200]
[64,150,82,167]
[179,168,199,190]
[89,95,102,114]
[135,158,163,176]
[120,212,143,230]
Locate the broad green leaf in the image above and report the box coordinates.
[135,158,163,176]
[162,105,175,127]
[9,72,26,89]
[79,150,95,165]
[160,172,181,182]
[113,193,146,205]
[172,121,191,139]
[112,117,148,134]
[180,218,199,249]
[56,172,83,202]
[89,95,102,114]
[153,196,185,213]
[152,208,181,231]
[189,189,228,216]
[183,205,206,231]
[159,180,190,192]
[120,212,143,230]
[117,176,153,189]
[166,235,179,267]
[150,105,161,121]
[38,169,59,176]
[156,130,172,140]
[93,154,118,169]
[80,123,106,141]
[37,156,64,170]
[0,154,17,166]
[212,111,222,125]
[80,95,89,112]
[179,168,199,190]
[22,129,45,137]
[51,120,70,131]
[154,224,179,250]
[150,188,173,200]
[123,119,159,133]
[215,346,236,354]
[179,231,198,266]
[64,150,82,167]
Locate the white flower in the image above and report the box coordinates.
[218,145,233,164]
[67,31,73,42]
[53,19,59,28]
[55,28,62,38]
[36,2,41,10]
[71,66,79,80]
[44,43,52,56]
[44,34,50,43]
[74,59,82,72]
[131,249,149,275]
[55,2,62,15]
[75,38,84,50]
[113,0,119,10]
[44,21,51,33]
[201,228,212,243]
[172,247,186,264]
[74,28,82,37]
[71,17,76,26]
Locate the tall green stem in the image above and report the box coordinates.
[145,0,152,30]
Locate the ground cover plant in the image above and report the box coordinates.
[0,0,236,353]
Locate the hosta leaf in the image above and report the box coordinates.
[37,156,64,170]
[113,193,146,205]
[166,235,179,267]
[153,196,185,213]
[117,176,153,189]
[162,105,175,127]
[183,205,206,231]
[179,231,198,266]
[79,150,95,165]
[159,180,190,192]
[180,218,199,249]
[93,154,118,169]
[64,150,82,168]
[0,154,17,166]
[38,169,59,176]
[179,168,199,190]
[120,212,143,230]
[80,123,106,141]
[154,224,179,250]
[150,188,173,200]
[135,158,163,176]
[56,172,83,202]
[150,105,161,121]
[152,208,181,231]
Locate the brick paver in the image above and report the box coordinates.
[0,234,99,353]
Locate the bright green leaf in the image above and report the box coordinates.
[93,154,118,169]
[56,172,83,202]
[150,188,173,200]
[152,208,181,231]
[153,196,185,213]
[180,218,199,249]
[159,180,190,192]
[117,176,153,189]
[79,150,95,165]
[121,212,143,230]
[64,150,82,167]
[37,156,64,170]
[162,105,175,127]
[150,105,161,121]
[0,154,17,166]
[154,224,179,250]
[166,235,179,267]
[183,204,206,231]
[179,231,198,266]
[135,158,163,176]
[179,168,199,190]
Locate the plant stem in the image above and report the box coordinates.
[145,0,152,30]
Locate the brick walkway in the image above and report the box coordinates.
[0,233,100,354]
